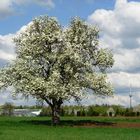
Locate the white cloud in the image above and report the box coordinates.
[88,0,140,74]
[0,34,15,61]
[0,21,32,63]
[108,72,140,89]
[34,0,55,8]
[88,0,140,106]
[115,0,127,9]
[0,0,14,18]
[0,0,55,19]
[88,0,140,44]
[0,91,36,106]
[113,48,140,72]
[0,50,15,61]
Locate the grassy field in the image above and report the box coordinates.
[0,116,139,140]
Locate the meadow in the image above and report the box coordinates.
[0,116,139,140]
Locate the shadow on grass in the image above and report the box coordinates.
[21,119,116,127]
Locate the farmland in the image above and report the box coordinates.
[0,116,140,140]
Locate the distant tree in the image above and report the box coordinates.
[81,109,86,116]
[0,15,114,125]
[2,102,14,116]
[19,105,23,109]
[87,106,94,116]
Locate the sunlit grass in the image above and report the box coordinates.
[0,116,139,140]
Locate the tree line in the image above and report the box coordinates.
[1,102,139,117]
[39,105,140,117]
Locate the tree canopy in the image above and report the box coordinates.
[0,16,114,124]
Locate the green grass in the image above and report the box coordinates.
[0,117,139,140]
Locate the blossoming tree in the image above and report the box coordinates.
[0,16,114,125]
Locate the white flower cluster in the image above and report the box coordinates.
[0,16,114,105]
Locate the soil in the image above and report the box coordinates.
[74,122,140,128]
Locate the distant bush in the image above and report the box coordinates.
[39,107,51,116]
[124,108,136,116]
[2,102,14,116]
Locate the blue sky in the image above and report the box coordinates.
[0,0,116,35]
[0,0,140,106]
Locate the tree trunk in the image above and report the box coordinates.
[51,104,61,125]
[44,97,62,126]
